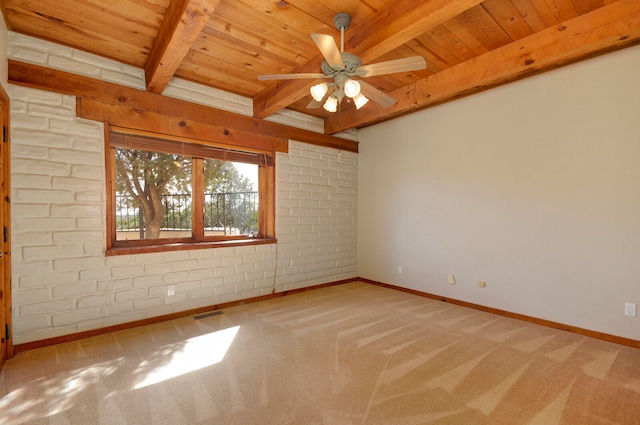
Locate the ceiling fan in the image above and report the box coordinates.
[257,12,427,113]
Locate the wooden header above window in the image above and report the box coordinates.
[110,128,274,166]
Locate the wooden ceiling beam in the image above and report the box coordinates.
[8,60,358,152]
[347,0,485,64]
[252,0,484,119]
[79,98,287,154]
[145,0,220,93]
[325,0,640,133]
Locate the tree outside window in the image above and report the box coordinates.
[107,129,274,254]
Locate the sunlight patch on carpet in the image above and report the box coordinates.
[134,326,240,389]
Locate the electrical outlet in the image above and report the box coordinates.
[168,285,176,296]
[447,275,456,285]
[397,265,403,274]
[624,303,636,317]
[478,281,486,288]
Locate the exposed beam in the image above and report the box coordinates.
[347,0,484,64]
[0,5,13,31]
[8,60,358,153]
[325,0,640,133]
[252,0,483,119]
[79,99,286,154]
[145,0,220,93]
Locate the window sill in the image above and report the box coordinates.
[106,238,277,256]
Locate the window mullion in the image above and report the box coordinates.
[106,144,117,250]
[258,162,276,239]
[192,158,205,239]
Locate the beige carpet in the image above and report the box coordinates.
[1,281,639,424]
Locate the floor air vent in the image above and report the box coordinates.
[193,311,223,320]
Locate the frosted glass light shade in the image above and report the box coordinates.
[310,83,329,101]
[323,95,338,112]
[343,79,361,98]
[354,93,369,109]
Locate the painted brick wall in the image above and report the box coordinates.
[276,143,357,289]
[8,33,358,344]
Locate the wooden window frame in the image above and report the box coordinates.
[105,126,276,256]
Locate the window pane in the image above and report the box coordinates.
[115,148,192,240]
[203,160,258,237]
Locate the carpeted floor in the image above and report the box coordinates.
[1,281,639,424]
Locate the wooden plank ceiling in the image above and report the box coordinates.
[2,0,640,134]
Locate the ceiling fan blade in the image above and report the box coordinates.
[311,34,345,69]
[307,99,323,109]
[357,56,426,77]
[358,80,397,108]
[258,73,330,81]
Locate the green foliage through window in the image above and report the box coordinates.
[113,139,259,242]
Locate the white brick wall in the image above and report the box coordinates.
[276,143,357,289]
[8,33,358,344]
[8,33,145,89]
[163,78,254,117]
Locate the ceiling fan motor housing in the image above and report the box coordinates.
[321,52,362,76]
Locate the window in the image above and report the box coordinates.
[106,128,275,254]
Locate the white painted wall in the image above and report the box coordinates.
[358,45,640,340]
[8,34,357,344]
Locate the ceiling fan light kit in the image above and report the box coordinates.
[324,95,339,112]
[343,79,361,98]
[353,93,369,109]
[258,12,427,113]
[310,82,329,101]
